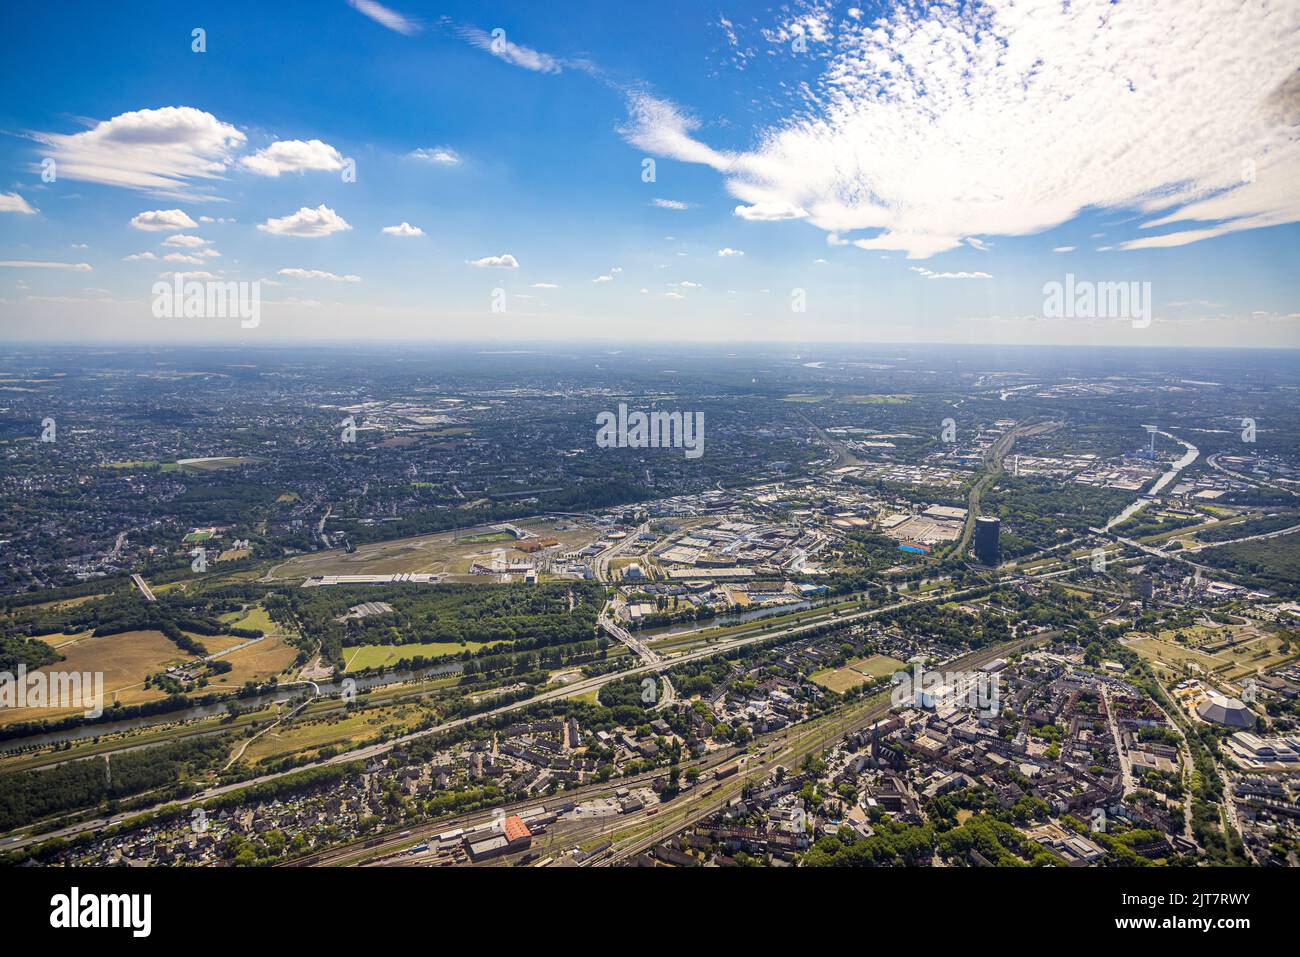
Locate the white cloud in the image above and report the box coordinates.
[131,209,198,232]
[621,1,1300,258]
[164,253,204,265]
[531,282,559,289]
[909,266,992,280]
[158,270,218,280]
[0,192,36,214]
[122,252,157,261]
[593,274,614,283]
[0,260,91,271]
[673,280,703,288]
[382,222,424,237]
[717,247,745,257]
[734,201,807,222]
[1053,246,1077,253]
[408,147,461,165]
[460,25,562,74]
[652,198,692,210]
[346,0,420,35]
[664,291,685,299]
[162,234,209,248]
[36,107,245,197]
[258,205,351,238]
[966,238,991,251]
[241,139,345,176]
[467,254,519,269]
[278,268,362,282]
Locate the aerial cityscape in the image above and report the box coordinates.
[0,0,1296,935]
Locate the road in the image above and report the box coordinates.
[3,580,998,852]
[950,419,1061,560]
[593,633,1051,866]
[593,522,647,583]
[130,573,157,602]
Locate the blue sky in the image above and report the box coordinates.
[1,0,1298,347]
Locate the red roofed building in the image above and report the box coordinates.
[502,815,532,848]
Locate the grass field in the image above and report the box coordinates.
[211,636,299,688]
[266,516,599,581]
[810,654,907,693]
[342,640,503,671]
[239,703,434,765]
[217,604,285,635]
[0,629,191,725]
[1128,624,1296,683]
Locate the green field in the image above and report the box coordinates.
[811,654,907,693]
[343,640,504,671]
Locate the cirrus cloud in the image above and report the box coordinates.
[622,0,1300,259]
[0,192,37,214]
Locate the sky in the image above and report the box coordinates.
[0,0,1298,348]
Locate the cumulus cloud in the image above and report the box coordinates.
[467,254,519,268]
[531,282,559,288]
[0,260,91,271]
[258,205,352,237]
[652,198,692,210]
[122,252,157,261]
[241,139,345,176]
[621,1,1300,258]
[1053,246,1077,253]
[278,268,361,282]
[130,209,198,231]
[163,253,204,265]
[346,0,420,35]
[382,222,424,237]
[408,147,460,165]
[36,107,245,198]
[717,247,745,257]
[0,192,36,214]
[162,234,208,248]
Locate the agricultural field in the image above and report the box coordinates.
[0,629,191,725]
[211,636,300,688]
[810,654,908,693]
[266,516,599,581]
